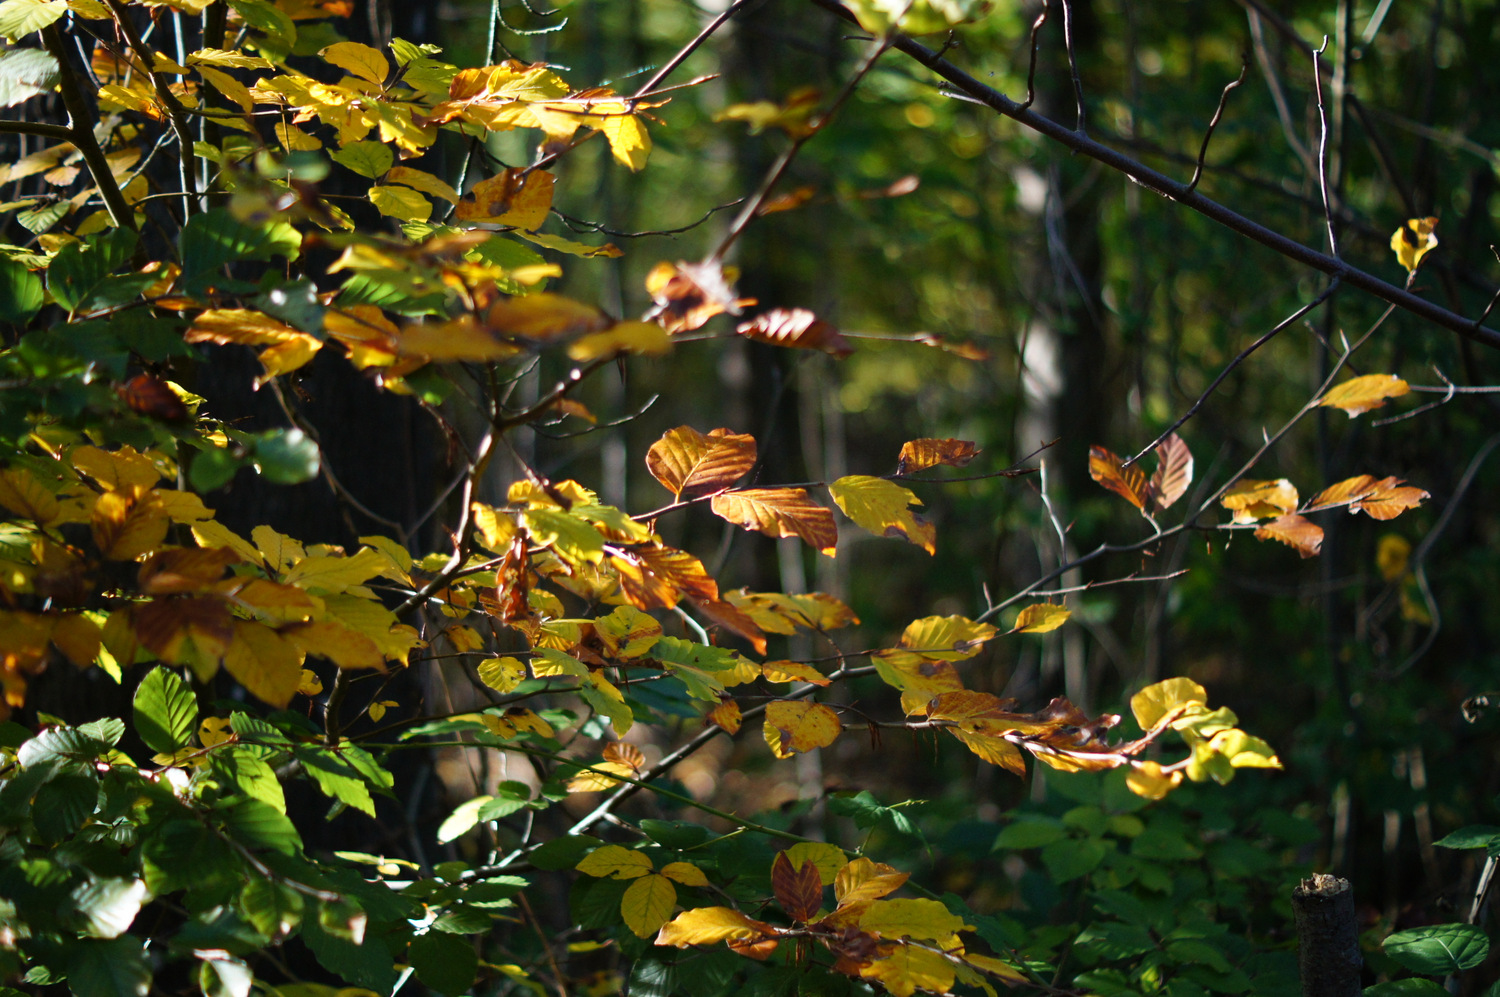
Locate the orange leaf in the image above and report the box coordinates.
[706,699,742,734]
[772,851,825,923]
[761,660,832,686]
[710,488,838,555]
[455,168,555,229]
[1149,433,1193,511]
[736,308,853,358]
[763,700,841,758]
[138,547,241,595]
[1253,514,1324,558]
[602,741,645,772]
[896,438,980,474]
[691,597,767,655]
[1308,474,1383,509]
[834,858,909,907]
[645,426,757,498]
[1317,374,1410,417]
[1350,481,1429,521]
[1221,478,1299,523]
[1088,446,1149,509]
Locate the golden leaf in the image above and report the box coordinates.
[1254,514,1324,558]
[486,292,610,341]
[566,759,636,793]
[828,475,935,554]
[1126,760,1184,800]
[594,606,662,659]
[369,185,432,223]
[222,620,304,708]
[320,41,389,85]
[655,907,778,948]
[1088,445,1149,510]
[834,858,909,907]
[645,426,757,499]
[780,842,847,886]
[858,943,957,997]
[710,488,838,556]
[576,844,653,880]
[896,438,980,474]
[860,898,972,946]
[763,700,841,759]
[646,260,753,334]
[134,596,234,679]
[1220,478,1299,523]
[888,615,997,662]
[1377,534,1411,582]
[724,589,859,633]
[1010,603,1070,634]
[568,321,672,361]
[92,489,169,561]
[736,308,853,357]
[760,660,832,686]
[456,168,555,229]
[282,620,385,670]
[71,445,166,492]
[949,728,1028,776]
[281,548,388,593]
[706,699,742,734]
[622,874,677,939]
[1317,374,1410,417]
[1391,216,1438,274]
[1130,677,1208,730]
[715,88,820,138]
[0,467,61,525]
[661,862,709,887]
[1149,433,1193,511]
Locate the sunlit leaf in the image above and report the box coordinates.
[896,438,979,474]
[1010,603,1070,634]
[456,168,555,230]
[710,488,837,555]
[706,699,742,734]
[858,943,956,997]
[1390,217,1438,274]
[834,857,909,907]
[1130,678,1207,730]
[1126,760,1183,800]
[655,907,778,948]
[576,844,653,880]
[1149,433,1193,511]
[1220,478,1298,523]
[1253,514,1324,558]
[1088,446,1149,510]
[828,475,935,554]
[320,41,388,85]
[646,426,757,499]
[763,700,841,758]
[646,260,753,333]
[369,185,432,222]
[737,308,853,357]
[1317,374,1410,417]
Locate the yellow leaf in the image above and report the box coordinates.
[859,898,972,945]
[386,165,459,204]
[223,620,304,707]
[1210,728,1282,769]
[710,487,838,556]
[576,844,653,880]
[1130,677,1207,731]
[456,168,554,229]
[92,488,169,561]
[760,660,831,686]
[187,48,273,69]
[896,437,980,474]
[646,426,758,499]
[1391,216,1438,273]
[566,760,636,792]
[1010,603,1070,634]
[319,593,420,661]
[594,606,662,659]
[858,944,957,997]
[762,700,841,759]
[281,549,388,592]
[1220,478,1298,523]
[661,862,709,887]
[891,615,997,662]
[1377,534,1411,582]
[368,700,397,721]
[396,316,518,362]
[568,321,672,361]
[199,716,232,748]
[197,65,254,111]
[834,858,909,907]
[960,952,1028,985]
[252,525,305,572]
[297,668,323,696]
[948,728,1028,777]
[1317,374,1410,417]
[0,467,60,525]
[70,445,166,491]
[274,122,322,151]
[594,106,651,171]
[621,873,676,938]
[514,229,622,258]
[1125,759,1183,800]
[715,89,819,138]
[781,842,847,885]
[655,906,779,948]
[369,185,432,222]
[828,475,934,554]
[477,656,527,693]
[706,699,741,734]
[320,41,389,85]
[725,589,858,633]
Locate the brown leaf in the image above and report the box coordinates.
[134,596,235,670]
[690,596,768,655]
[896,438,980,475]
[1088,446,1149,510]
[1307,474,1382,509]
[710,488,838,555]
[912,332,990,361]
[772,851,825,924]
[645,426,757,499]
[646,260,754,334]
[1149,433,1193,511]
[610,544,720,609]
[602,741,645,772]
[138,547,241,595]
[737,309,853,358]
[1253,514,1324,557]
[118,373,190,423]
[1350,481,1429,521]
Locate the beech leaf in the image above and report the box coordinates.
[1317,374,1410,417]
[1220,478,1298,523]
[896,438,980,474]
[1010,603,1071,634]
[621,873,677,938]
[828,475,935,554]
[1089,446,1149,509]
[771,850,824,923]
[646,426,757,498]
[655,907,777,948]
[737,308,853,357]
[763,700,841,758]
[1253,514,1324,558]
[1390,217,1438,274]
[710,488,838,555]
[1149,433,1193,511]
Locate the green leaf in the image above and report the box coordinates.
[251,428,320,484]
[409,932,478,995]
[1364,982,1452,996]
[993,816,1067,850]
[293,745,375,816]
[190,447,243,493]
[1434,825,1500,850]
[33,772,98,842]
[437,795,491,843]
[225,0,295,43]
[71,877,149,939]
[0,0,68,42]
[1041,837,1108,882]
[198,958,253,997]
[217,796,302,855]
[132,666,198,755]
[240,876,304,938]
[76,718,125,747]
[0,45,56,106]
[210,748,287,813]
[16,727,107,766]
[64,936,151,997]
[529,834,603,870]
[329,140,394,179]
[0,256,43,324]
[827,790,923,839]
[47,229,137,312]
[178,208,300,288]
[1383,923,1490,974]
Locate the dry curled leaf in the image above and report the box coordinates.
[737,308,853,358]
[647,260,754,334]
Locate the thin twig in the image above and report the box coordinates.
[1311,37,1339,257]
[1059,0,1087,133]
[1186,55,1248,194]
[1018,0,1050,111]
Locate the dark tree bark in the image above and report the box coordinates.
[1292,873,1362,997]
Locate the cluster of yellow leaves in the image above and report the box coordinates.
[574,844,709,939]
[0,445,421,716]
[656,853,1025,997]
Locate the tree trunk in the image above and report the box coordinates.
[1292,873,1362,997]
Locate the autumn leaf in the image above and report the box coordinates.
[576,844,653,880]
[736,308,853,358]
[828,475,934,554]
[949,728,1028,776]
[655,907,778,948]
[781,843,847,886]
[1010,603,1070,634]
[455,168,555,229]
[772,850,824,923]
[711,488,838,555]
[1089,446,1149,509]
[858,944,957,997]
[706,699,742,734]
[763,700,841,758]
[1254,514,1324,558]
[860,898,972,946]
[1316,476,1430,521]
[1391,216,1438,274]
[1130,677,1207,730]
[896,438,980,475]
[761,660,832,686]
[1318,374,1410,417]
[645,426,757,499]
[715,87,820,138]
[834,858,909,907]
[594,606,662,659]
[886,615,998,662]
[1220,478,1298,523]
[1126,760,1183,800]
[647,260,753,334]
[1149,433,1193,511]
[622,874,677,938]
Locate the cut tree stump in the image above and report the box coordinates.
[1292,873,1362,997]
